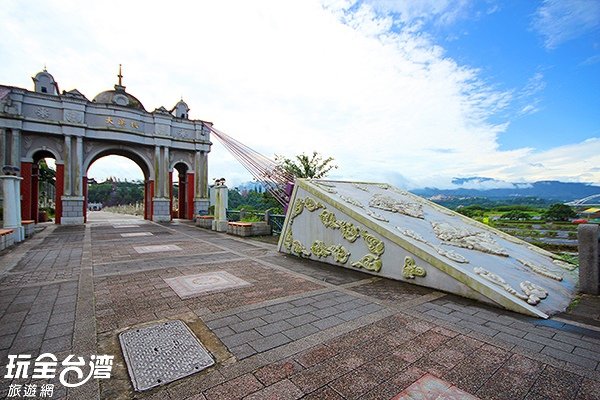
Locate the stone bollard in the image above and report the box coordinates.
[212,184,229,232]
[1,174,24,242]
[578,224,600,295]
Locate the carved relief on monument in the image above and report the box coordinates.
[517,259,563,281]
[64,110,83,123]
[22,135,33,151]
[352,254,382,272]
[369,194,424,219]
[403,256,426,279]
[35,106,50,119]
[339,194,365,209]
[474,267,546,305]
[431,221,508,257]
[353,183,370,192]
[366,209,389,222]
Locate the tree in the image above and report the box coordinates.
[500,210,531,220]
[544,204,576,221]
[38,159,56,184]
[275,151,337,179]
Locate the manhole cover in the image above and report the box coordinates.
[119,320,215,391]
[164,271,251,299]
[134,244,182,253]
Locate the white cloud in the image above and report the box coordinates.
[532,0,600,49]
[0,0,598,190]
[364,0,472,27]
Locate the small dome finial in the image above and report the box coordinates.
[118,64,123,86]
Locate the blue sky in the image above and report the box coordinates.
[366,0,600,152]
[1,0,599,188]
[420,0,600,151]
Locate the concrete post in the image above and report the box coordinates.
[64,135,72,196]
[163,147,170,200]
[10,129,20,168]
[74,136,83,196]
[154,146,161,197]
[212,184,228,232]
[578,224,600,295]
[193,151,209,215]
[1,175,24,242]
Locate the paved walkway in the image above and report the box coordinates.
[1,211,599,399]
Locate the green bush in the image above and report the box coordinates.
[240,214,264,223]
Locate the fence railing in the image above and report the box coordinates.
[226,210,285,235]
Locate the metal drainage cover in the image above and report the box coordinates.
[119,320,214,391]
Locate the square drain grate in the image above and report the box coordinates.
[119,320,214,391]
[134,244,182,254]
[164,271,251,299]
[121,232,153,237]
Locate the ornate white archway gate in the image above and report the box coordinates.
[0,68,211,224]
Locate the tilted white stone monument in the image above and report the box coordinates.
[278,179,578,318]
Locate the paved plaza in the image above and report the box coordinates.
[1,211,600,399]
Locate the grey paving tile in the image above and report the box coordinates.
[222,330,263,348]
[44,322,74,340]
[23,311,51,325]
[231,343,258,360]
[283,324,320,340]
[313,299,340,309]
[206,315,243,330]
[230,317,267,333]
[248,333,291,352]
[18,322,47,338]
[266,303,294,313]
[237,308,271,321]
[524,332,575,353]
[553,333,600,351]
[256,321,295,337]
[311,316,344,330]
[311,307,340,319]
[541,347,598,370]
[262,310,295,324]
[485,321,527,338]
[287,313,319,327]
[338,308,366,322]
[424,309,461,323]
[48,312,75,326]
[0,335,15,350]
[494,332,544,352]
[288,304,319,316]
[573,347,600,362]
[456,320,499,337]
[290,297,316,306]
[213,326,236,338]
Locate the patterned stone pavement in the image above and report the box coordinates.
[0,210,599,399]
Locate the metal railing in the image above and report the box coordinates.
[225,210,285,235]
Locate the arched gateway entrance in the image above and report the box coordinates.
[0,68,211,224]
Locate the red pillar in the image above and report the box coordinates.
[169,171,173,221]
[178,174,186,219]
[20,162,33,221]
[82,177,88,223]
[149,180,154,220]
[144,181,148,220]
[31,164,39,223]
[55,164,64,224]
[186,172,194,220]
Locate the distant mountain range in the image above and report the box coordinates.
[412,179,600,202]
